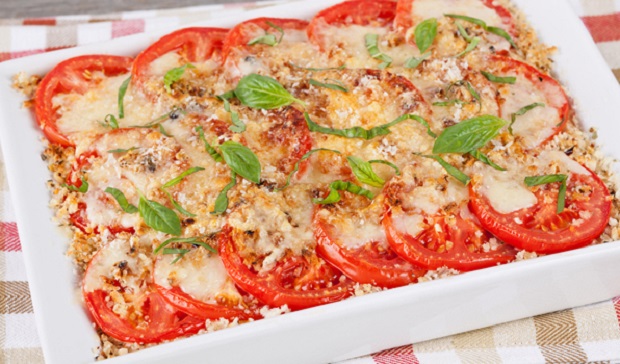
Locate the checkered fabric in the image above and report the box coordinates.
[0,1,619,363]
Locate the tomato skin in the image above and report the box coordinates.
[34,55,133,147]
[468,168,612,254]
[218,225,354,311]
[154,284,260,321]
[489,55,571,146]
[84,290,205,344]
[131,27,228,90]
[307,0,396,50]
[222,17,309,62]
[383,208,517,271]
[313,212,426,288]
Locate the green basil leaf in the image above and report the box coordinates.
[100,114,119,129]
[509,102,545,135]
[309,78,348,93]
[196,126,224,163]
[415,18,438,53]
[234,74,305,109]
[404,52,431,69]
[138,197,181,236]
[456,21,473,42]
[288,62,346,71]
[277,148,341,191]
[433,99,467,107]
[219,141,261,183]
[445,14,487,28]
[164,63,195,93]
[368,159,401,175]
[105,187,138,213]
[107,147,139,154]
[469,150,505,171]
[456,36,480,58]
[524,174,568,213]
[163,248,190,255]
[212,172,237,215]
[154,236,215,254]
[193,241,217,253]
[163,167,205,188]
[433,115,507,154]
[64,177,89,193]
[419,154,470,185]
[365,33,392,69]
[248,21,284,46]
[481,71,516,84]
[446,14,516,49]
[464,81,481,103]
[488,26,518,49]
[118,76,131,119]
[305,112,434,140]
[161,189,196,217]
[347,156,385,187]
[313,180,374,205]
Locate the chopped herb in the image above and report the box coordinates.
[455,36,480,58]
[196,126,223,163]
[163,248,190,264]
[509,102,545,134]
[164,64,195,93]
[419,154,471,185]
[524,174,568,213]
[404,53,431,69]
[100,114,119,129]
[163,167,205,188]
[154,236,216,254]
[313,180,374,205]
[469,150,505,171]
[415,18,438,53]
[445,14,517,49]
[309,78,348,93]
[118,76,131,119]
[161,189,196,217]
[248,21,285,46]
[305,112,435,140]
[158,123,172,137]
[347,156,385,187]
[433,99,467,107]
[368,160,401,175]
[217,92,245,133]
[212,172,237,215]
[365,33,392,69]
[107,147,139,154]
[456,22,474,42]
[64,177,89,193]
[105,187,138,213]
[481,71,516,84]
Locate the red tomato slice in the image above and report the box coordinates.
[83,239,204,343]
[314,207,426,288]
[307,0,397,50]
[222,17,309,62]
[131,27,228,93]
[84,290,205,344]
[486,55,570,149]
[34,55,133,147]
[469,155,612,254]
[152,248,260,321]
[218,225,354,311]
[394,0,515,35]
[382,163,516,271]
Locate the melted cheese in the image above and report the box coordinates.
[479,169,537,214]
[83,238,148,292]
[153,249,241,304]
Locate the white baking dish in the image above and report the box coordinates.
[0,0,619,363]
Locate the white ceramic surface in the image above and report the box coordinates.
[0,0,619,363]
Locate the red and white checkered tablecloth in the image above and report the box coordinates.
[0,1,619,363]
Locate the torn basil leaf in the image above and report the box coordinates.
[105,187,138,213]
[313,180,374,205]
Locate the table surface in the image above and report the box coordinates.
[0,0,265,18]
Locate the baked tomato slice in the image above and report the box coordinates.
[153,248,260,321]
[314,194,426,288]
[469,150,612,254]
[383,162,516,271]
[131,27,228,98]
[34,55,133,147]
[217,184,354,310]
[483,55,570,149]
[219,225,354,310]
[83,239,204,343]
[222,17,312,80]
[306,1,417,68]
